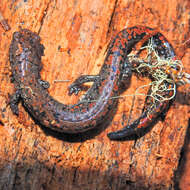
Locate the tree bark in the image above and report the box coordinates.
[0,0,189,189]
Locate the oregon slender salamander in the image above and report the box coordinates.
[9,26,179,139]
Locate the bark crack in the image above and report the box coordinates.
[106,0,118,39]
[38,0,52,34]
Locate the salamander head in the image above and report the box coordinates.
[11,29,45,59]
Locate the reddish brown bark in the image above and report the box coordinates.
[0,0,189,189]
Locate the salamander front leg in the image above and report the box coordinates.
[68,75,100,95]
[38,79,50,89]
[9,89,21,115]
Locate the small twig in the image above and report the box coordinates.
[0,11,10,31]
[127,94,136,126]
[53,79,71,83]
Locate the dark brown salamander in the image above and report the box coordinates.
[9,26,177,139]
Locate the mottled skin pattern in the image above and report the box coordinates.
[107,32,177,140]
[9,26,176,139]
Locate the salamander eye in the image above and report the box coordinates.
[29,38,35,45]
[13,32,21,41]
[29,37,41,48]
[37,44,45,56]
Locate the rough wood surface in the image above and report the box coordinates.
[178,127,190,190]
[0,0,189,190]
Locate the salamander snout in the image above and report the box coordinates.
[12,29,41,47]
[12,29,45,58]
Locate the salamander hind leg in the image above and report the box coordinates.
[9,89,21,115]
[68,75,100,95]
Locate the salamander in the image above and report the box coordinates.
[9,26,177,138]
